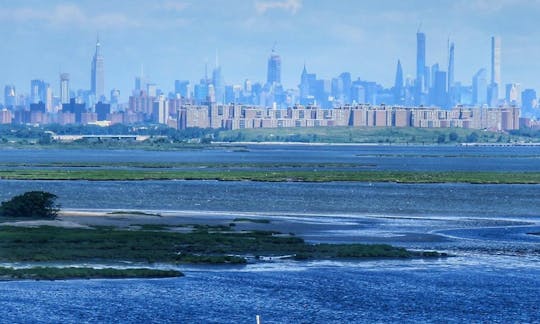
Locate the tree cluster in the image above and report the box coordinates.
[0,191,60,219]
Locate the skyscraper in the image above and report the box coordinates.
[4,85,16,108]
[174,80,190,98]
[339,72,352,104]
[491,36,501,88]
[415,31,426,105]
[433,71,447,108]
[448,41,455,90]
[91,36,105,100]
[267,49,281,85]
[212,55,225,104]
[60,73,70,104]
[447,41,456,107]
[505,83,521,106]
[299,63,310,100]
[110,89,120,105]
[146,83,157,97]
[472,68,488,105]
[521,89,537,115]
[430,63,440,89]
[393,60,404,105]
[30,80,47,104]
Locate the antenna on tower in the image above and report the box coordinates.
[417,22,422,33]
[271,41,277,53]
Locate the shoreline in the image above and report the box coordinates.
[15,208,540,244]
[2,141,540,151]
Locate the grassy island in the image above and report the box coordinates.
[0,225,443,265]
[0,267,183,281]
[1,169,540,184]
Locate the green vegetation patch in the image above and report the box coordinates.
[0,266,182,280]
[3,124,540,147]
[0,225,441,264]
[216,126,533,144]
[1,169,540,184]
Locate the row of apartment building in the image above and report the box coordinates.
[0,104,520,132]
[177,105,521,131]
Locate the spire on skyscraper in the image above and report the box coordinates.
[91,35,105,100]
[394,60,404,105]
[395,60,403,88]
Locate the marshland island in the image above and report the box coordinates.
[0,190,445,281]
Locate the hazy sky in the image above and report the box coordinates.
[1,0,539,101]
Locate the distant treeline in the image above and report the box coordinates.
[0,124,220,144]
[1,124,540,145]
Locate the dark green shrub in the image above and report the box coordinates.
[0,191,60,219]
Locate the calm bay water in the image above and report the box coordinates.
[1,180,540,220]
[1,144,540,171]
[1,146,539,323]
[1,261,539,323]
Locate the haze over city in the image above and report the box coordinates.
[1,1,540,322]
[1,0,539,100]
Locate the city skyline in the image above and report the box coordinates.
[0,30,528,108]
[0,1,539,101]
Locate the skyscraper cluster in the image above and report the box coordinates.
[1,30,539,128]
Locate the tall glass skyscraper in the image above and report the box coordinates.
[60,73,70,104]
[393,60,404,104]
[267,49,281,85]
[448,41,455,90]
[491,36,501,87]
[212,66,225,103]
[30,79,47,104]
[416,32,426,84]
[473,68,488,105]
[415,31,426,105]
[91,37,105,100]
[488,36,502,105]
